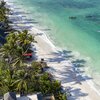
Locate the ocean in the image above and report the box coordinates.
[7,0,100,91]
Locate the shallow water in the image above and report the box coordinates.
[8,0,100,90]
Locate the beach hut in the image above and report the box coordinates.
[17,93,43,100]
[4,92,17,100]
[17,96,31,100]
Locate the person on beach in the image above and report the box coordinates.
[40,58,47,72]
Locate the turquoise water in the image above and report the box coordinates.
[10,0,100,88]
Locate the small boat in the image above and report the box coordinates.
[69,16,77,19]
[85,15,93,18]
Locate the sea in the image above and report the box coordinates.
[6,0,100,92]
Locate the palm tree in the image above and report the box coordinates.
[0,68,14,94]
[0,30,36,67]
[0,43,12,58]
[0,0,6,8]
[17,30,36,52]
[0,0,10,29]
[31,61,42,75]
[6,30,36,54]
[13,70,30,96]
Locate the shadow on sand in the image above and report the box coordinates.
[46,49,93,99]
[48,50,73,63]
[8,9,39,31]
[67,87,88,100]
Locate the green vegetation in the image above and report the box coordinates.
[0,0,11,31]
[0,0,67,100]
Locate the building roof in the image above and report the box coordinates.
[4,92,17,100]
[16,93,43,100]
[23,53,32,56]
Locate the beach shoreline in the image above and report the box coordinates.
[5,0,100,99]
[30,28,100,100]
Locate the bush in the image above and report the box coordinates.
[55,92,67,100]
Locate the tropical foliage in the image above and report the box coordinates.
[0,0,10,30]
[0,0,12,45]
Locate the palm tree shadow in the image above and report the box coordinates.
[66,87,88,100]
[46,51,92,99]
[8,8,39,31]
[54,66,92,84]
[48,50,73,63]
[47,49,92,84]
[72,59,86,67]
[53,67,92,100]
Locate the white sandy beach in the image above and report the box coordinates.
[5,0,100,100]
